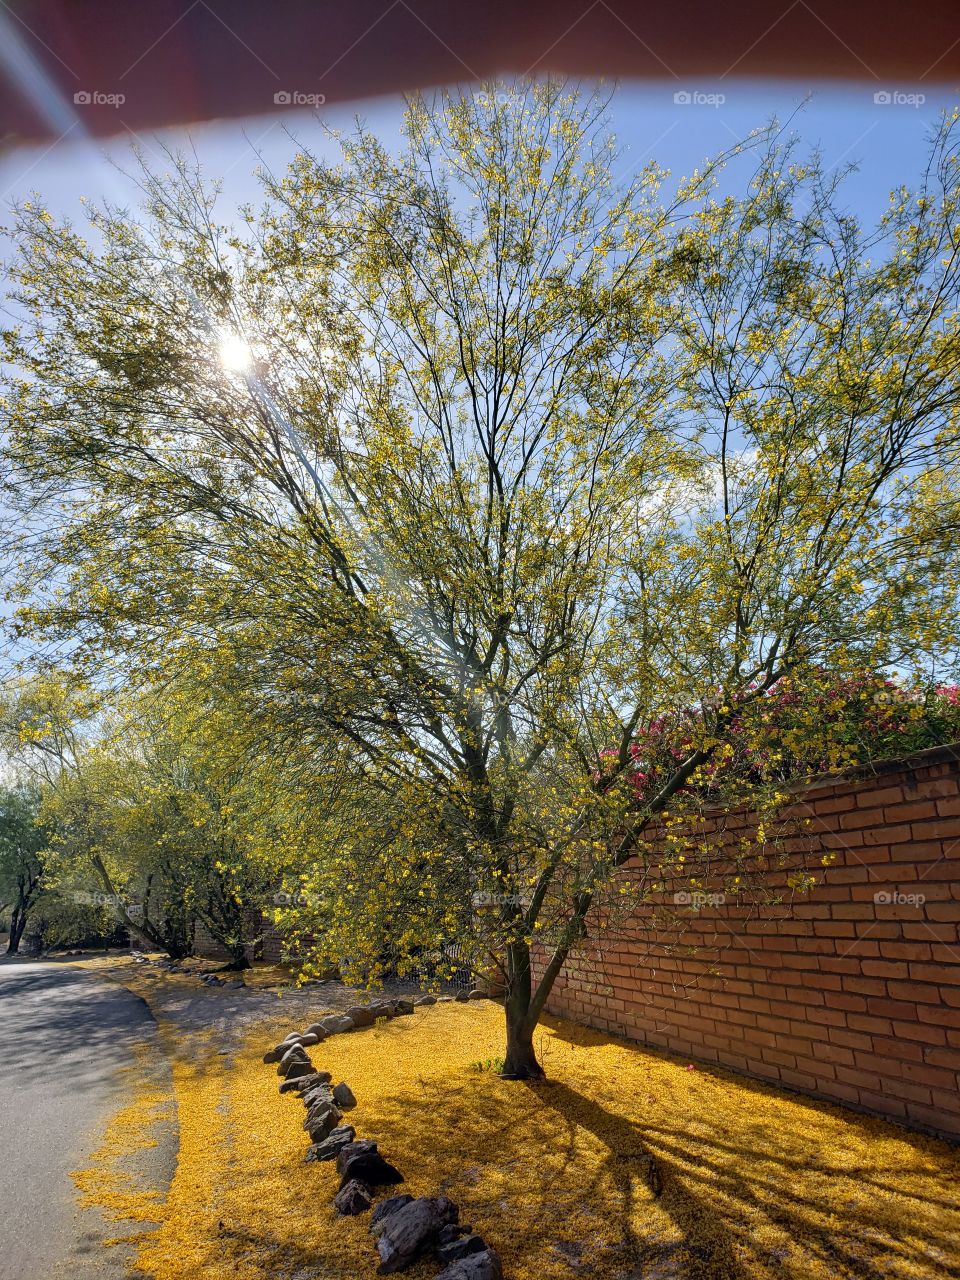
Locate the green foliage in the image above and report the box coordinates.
[469,1056,506,1074]
[0,782,49,952]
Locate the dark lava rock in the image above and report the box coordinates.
[304,1125,356,1162]
[436,1235,489,1264]
[333,1178,373,1215]
[370,1194,414,1233]
[434,1248,503,1280]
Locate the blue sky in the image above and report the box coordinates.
[0,78,956,232]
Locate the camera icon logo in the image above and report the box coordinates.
[673,91,692,105]
[873,91,892,105]
[74,91,92,105]
[274,91,292,105]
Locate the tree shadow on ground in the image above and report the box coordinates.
[534,1014,960,1278]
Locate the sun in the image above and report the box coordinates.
[219,332,253,373]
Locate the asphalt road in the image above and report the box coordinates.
[0,958,175,1280]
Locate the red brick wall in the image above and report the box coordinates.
[536,745,960,1140]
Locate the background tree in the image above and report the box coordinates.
[3,84,960,1075]
[0,783,49,953]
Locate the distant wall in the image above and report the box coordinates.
[193,911,286,966]
[534,745,960,1140]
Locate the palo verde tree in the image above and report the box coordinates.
[3,84,960,1075]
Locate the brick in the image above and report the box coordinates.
[862,823,914,846]
[860,960,909,978]
[822,992,868,1013]
[890,1020,947,1047]
[867,998,925,1020]
[828,1027,875,1051]
[816,794,857,814]
[831,904,878,920]
[779,1068,820,1090]
[859,785,905,808]
[924,905,960,924]
[905,1103,960,1136]
[876,941,933,962]
[885,800,937,822]
[890,842,945,861]
[911,819,960,842]
[881,1078,933,1105]
[910,960,960,983]
[918,1004,960,1030]
[836,1065,882,1091]
[847,1013,893,1035]
[929,1088,960,1115]
[871,1035,924,1063]
[925,1047,960,1070]
[905,1063,959,1090]
[859,1090,909,1117]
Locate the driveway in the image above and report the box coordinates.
[0,958,176,1280]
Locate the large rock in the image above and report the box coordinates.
[414,995,437,1006]
[319,1014,355,1035]
[304,1097,339,1126]
[279,1076,309,1095]
[297,1031,321,1046]
[334,1178,373,1216]
[436,1236,488,1265]
[347,1005,377,1028]
[281,1059,315,1082]
[304,1104,343,1143]
[454,992,470,1003]
[338,1148,404,1190]
[280,1071,331,1096]
[434,1248,503,1280]
[300,1083,335,1109]
[300,1069,333,1087]
[467,990,488,1001]
[370,1194,414,1233]
[374,1196,458,1273]
[277,1045,311,1076]
[304,1022,331,1038]
[304,1125,356,1162]
[332,1082,357,1110]
[394,998,415,1015]
[335,1139,378,1170]
[262,1047,283,1064]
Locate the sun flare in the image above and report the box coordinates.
[218,333,252,373]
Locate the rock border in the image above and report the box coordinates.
[265,993,502,1278]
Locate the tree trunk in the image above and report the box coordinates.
[224,941,250,971]
[500,941,545,1079]
[7,906,27,954]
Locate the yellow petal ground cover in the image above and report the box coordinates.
[71,1038,172,1241]
[75,995,960,1280]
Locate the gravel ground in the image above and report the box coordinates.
[74,951,413,1045]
